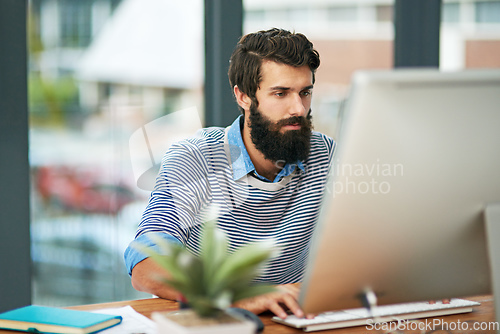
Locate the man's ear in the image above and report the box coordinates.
[233,85,251,112]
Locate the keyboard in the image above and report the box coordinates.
[272,299,480,332]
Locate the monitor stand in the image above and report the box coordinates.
[359,289,378,321]
[485,203,500,334]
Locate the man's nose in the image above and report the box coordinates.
[289,94,306,117]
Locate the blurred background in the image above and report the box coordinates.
[25,0,500,306]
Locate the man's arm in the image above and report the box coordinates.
[132,259,308,319]
[130,257,180,301]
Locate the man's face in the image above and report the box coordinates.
[247,61,314,164]
[253,60,313,129]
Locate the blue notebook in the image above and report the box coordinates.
[0,305,122,334]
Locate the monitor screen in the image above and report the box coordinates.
[300,69,500,314]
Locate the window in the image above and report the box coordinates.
[442,2,460,23]
[244,9,265,26]
[60,0,93,47]
[329,6,358,23]
[440,0,500,70]
[243,0,394,140]
[376,4,393,22]
[29,0,205,306]
[476,1,500,23]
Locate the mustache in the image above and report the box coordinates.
[275,114,312,128]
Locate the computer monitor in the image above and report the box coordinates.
[300,69,500,315]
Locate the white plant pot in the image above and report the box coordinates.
[153,309,257,334]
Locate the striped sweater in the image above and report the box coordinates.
[132,123,335,284]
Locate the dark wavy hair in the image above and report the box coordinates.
[228,28,320,111]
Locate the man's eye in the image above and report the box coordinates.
[301,91,312,96]
[275,92,285,97]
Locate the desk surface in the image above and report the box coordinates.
[0,295,496,334]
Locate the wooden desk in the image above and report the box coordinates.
[0,295,496,333]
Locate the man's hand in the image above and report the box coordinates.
[133,262,313,320]
[233,283,313,319]
[429,299,451,304]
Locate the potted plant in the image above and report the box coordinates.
[134,217,276,334]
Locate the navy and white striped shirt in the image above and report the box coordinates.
[124,116,335,284]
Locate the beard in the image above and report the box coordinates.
[247,101,313,164]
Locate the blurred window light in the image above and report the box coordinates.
[289,7,311,24]
[329,6,357,23]
[60,0,93,47]
[242,0,394,139]
[376,5,393,22]
[245,8,265,25]
[476,1,500,23]
[442,2,460,23]
[28,0,205,307]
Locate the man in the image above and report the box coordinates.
[124,28,335,319]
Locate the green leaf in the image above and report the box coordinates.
[208,263,263,297]
[213,290,233,310]
[131,238,190,286]
[212,241,274,287]
[200,221,229,290]
[131,225,275,317]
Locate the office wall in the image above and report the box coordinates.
[466,40,500,68]
[204,0,243,127]
[313,39,393,85]
[0,0,32,312]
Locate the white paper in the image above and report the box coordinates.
[92,305,157,334]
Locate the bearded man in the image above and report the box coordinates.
[124,28,335,319]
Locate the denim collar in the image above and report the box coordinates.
[226,115,305,183]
